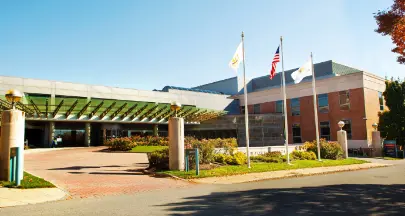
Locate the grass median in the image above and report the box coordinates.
[0,172,55,189]
[160,158,368,179]
[130,146,167,153]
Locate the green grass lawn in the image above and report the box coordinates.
[161,158,368,179]
[0,172,55,189]
[129,145,168,153]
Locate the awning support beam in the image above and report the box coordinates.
[77,101,91,118]
[99,101,116,119]
[52,100,64,118]
[65,99,79,117]
[89,101,104,118]
[110,103,127,119]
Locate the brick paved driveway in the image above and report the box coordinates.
[24,147,191,198]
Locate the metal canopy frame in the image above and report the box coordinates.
[0,95,226,124]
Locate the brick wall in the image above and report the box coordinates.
[241,87,369,143]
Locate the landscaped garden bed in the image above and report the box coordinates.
[161,158,367,179]
[0,172,55,189]
[105,136,368,179]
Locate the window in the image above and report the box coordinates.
[275,100,283,113]
[378,92,384,111]
[318,94,329,113]
[339,90,350,110]
[253,104,260,114]
[291,98,300,116]
[342,119,352,139]
[320,121,330,140]
[240,106,245,114]
[292,123,302,143]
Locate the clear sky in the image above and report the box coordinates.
[0,0,401,90]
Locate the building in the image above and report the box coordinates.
[0,76,238,147]
[232,60,386,148]
[0,60,386,148]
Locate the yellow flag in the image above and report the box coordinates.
[228,42,244,72]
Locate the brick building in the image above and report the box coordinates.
[233,60,386,148]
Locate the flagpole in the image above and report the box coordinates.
[311,52,321,161]
[280,36,290,164]
[242,32,251,168]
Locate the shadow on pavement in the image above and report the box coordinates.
[159,184,405,216]
[48,165,126,170]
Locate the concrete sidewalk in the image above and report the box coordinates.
[193,162,391,184]
[0,187,67,208]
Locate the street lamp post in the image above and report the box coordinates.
[5,89,23,110]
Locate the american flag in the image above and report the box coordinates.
[270,46,280,80]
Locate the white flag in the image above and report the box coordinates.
[291,59,312,84]
[228,42,244,71]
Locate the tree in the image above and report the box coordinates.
[375,0,405,64]
[378,78,405,146]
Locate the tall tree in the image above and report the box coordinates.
[378,79,405,146]
[375,0,405,64]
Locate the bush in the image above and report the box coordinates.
[302,139,343,160]
[147,148,169,169]
[104,137,135,151]
[321,142,343,160]
[250,155,283,163]
[213,152,247,165]
[225,154,235,165]
[214,153,227,164]
[191,139,216,164]
[231,152,247,165]
[290,151,316,160]
[262,151,282,158]
[302,141,317,153]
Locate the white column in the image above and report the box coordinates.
[0,110,25,181]
[372,131,382,157]
[168,117,184,171]
[337,130,348,158]
[85,122,91,147]
[153,124,159,136]
[49,121,55,148]
[127,130,131,137]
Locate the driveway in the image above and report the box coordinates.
[24,147,191,198]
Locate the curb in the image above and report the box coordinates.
[155,163,392,184]
[142,169,197,183]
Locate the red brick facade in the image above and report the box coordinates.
[243,87,382,144]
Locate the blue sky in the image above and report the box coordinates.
[0,0,401,90]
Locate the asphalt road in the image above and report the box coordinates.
[1,159,405,216]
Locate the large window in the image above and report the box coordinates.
[342,119,352,139]
[292,123,302,143]
[253,104,261,114]
[318,94,329,113]
[320,121,331,140]
[275,100,283,113]
[339,90,350,110]
[291,98,300,116]
[378,92,384,111]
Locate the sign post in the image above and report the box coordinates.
[185,148,199,176]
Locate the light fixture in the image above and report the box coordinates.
[372,123,378,131]
[338,121,345,131]
[5,89,23,110]
[170,101,181,117]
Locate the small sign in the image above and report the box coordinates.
[384,140,397,158]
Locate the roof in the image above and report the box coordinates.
[250,60,362,92]
[161,86,225,95]
[0,94,226,124]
